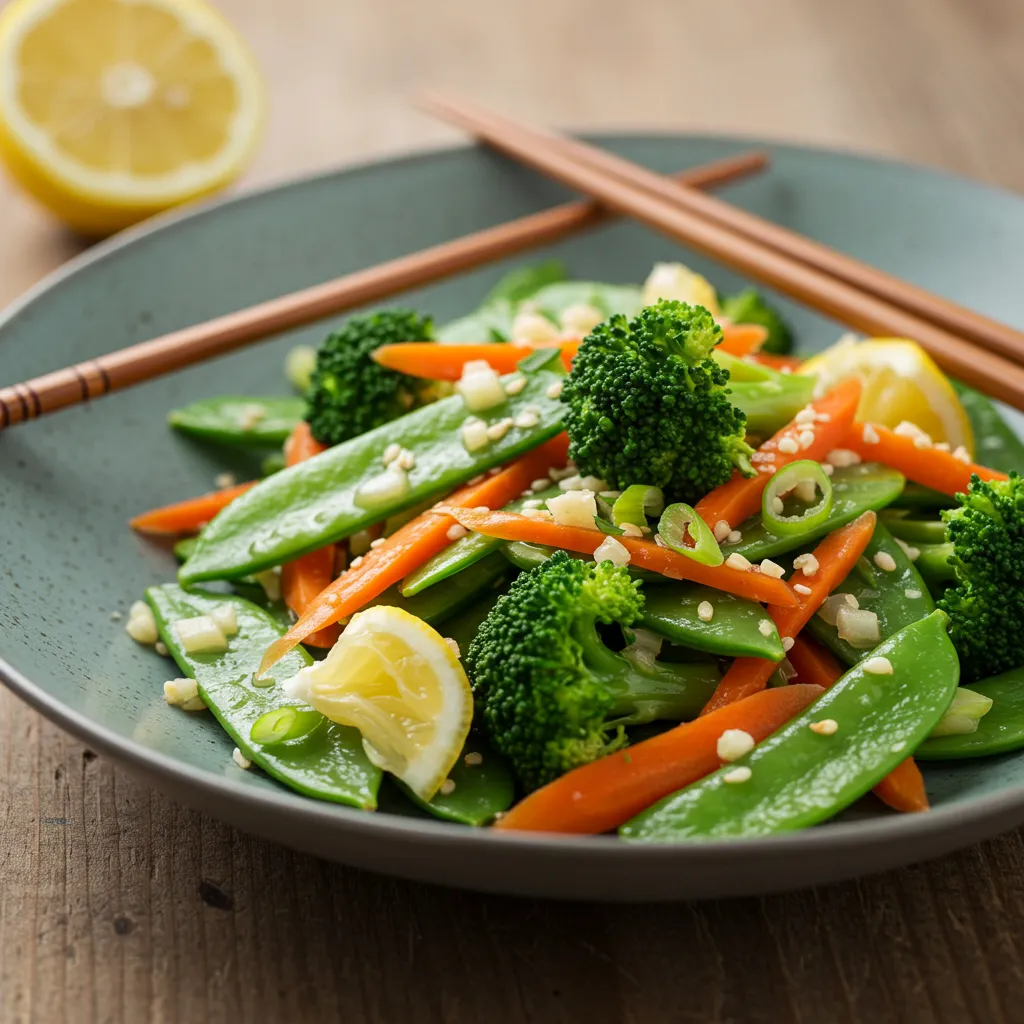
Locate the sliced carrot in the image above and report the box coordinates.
[844,422,1007,496]
[700,510,877,714]
[439,506,799,607]
[259,435,571,673]
[785,635,928,812]
[495,684,824,834]
[281,423,339,649]
[716,323,770,357]
[373,341,577,379]
[786,635,846,690]
[130,480,257,536]
[695,378,862,531]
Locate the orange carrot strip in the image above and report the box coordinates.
[717,323,770,357]
[130,481,257,536]
[496,684,824,834]
[695,378,862,531]
[786,636,928,812]
[700,510,877,714]
[281,423,340,649]
[373,341,577,379]
[259,435,571,672]
[439,506,799,607]
[844,422,1007,496]
[786,635,846,690]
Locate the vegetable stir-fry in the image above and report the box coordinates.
[126,259,1022,839]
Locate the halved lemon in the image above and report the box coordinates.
[0,0,265,235]
[281,606,473,802]
[801,336,974,454]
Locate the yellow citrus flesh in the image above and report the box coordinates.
[801,336,974,454]
[0,0,265,235]
[281,606,473,802]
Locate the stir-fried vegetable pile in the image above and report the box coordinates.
[127,259,1024,839]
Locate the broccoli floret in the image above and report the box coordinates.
[560,300,754,503]
[938,473,1024,680]
[721,288,793,354]
[466,551,712,791]
[305,309,437,446]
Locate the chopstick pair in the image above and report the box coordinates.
[0,150,766,430]
[418,91,1024,412]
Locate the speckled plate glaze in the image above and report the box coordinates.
[3,137,1024,901]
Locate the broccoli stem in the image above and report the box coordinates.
[570,616,718,725]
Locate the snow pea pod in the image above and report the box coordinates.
[180,349,566,584]
[807,521,934,666]
[402,486,561,597]
[914,542,956,594]
[917,668,1024,760]
[953,381,1024,475]
[890,483,954,511]
[146,584,381,809]
[621,610,959,842]
[729,377,816,435]
[729,463,905,561]
[169,396,306,446]
[501,539,666,584]
[878,510,948,545]
[640,584,784,660]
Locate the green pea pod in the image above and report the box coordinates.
[890,483,955,510]
[952,381,1024,474]
[145,584,381,809]
[401,485,561,597]
[482,261,568,306]
[639,584,784,660]
[180,349,566,584]
[621,610,959,841]
[917,669,1024,760]
[878,510,948,545]
[807,521,934,666]
[501,539,667,584]
[729,377,817,435]
[367,552,510,625]
[169,396,306,446]
[729,463,905,561]
[529,281,643,321]
[914,541,956,594]
[398,735,516,825]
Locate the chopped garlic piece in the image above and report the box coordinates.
[209,603,239,637]
[382,442,401,466]
[792,553,819,577]
[513,409,540,429]
[777,436,799,455]
[355,467,409,509]
[863,656,894,675]
[895,537,920,561]
[862,424,880,445]
[713,520,731,542]
[726,552,752,571]
[215,471,236,489]
[559,302,604,336]
[464,751,483,767]
[445,637,461,659]
[826,448,861,468]
[486,418,513,441]
[952,445,971,464]
[809,719,838,736]
[232,748,252,770]
[446,523,468,542]
[504,375,527,396]
[511,311,561,347]
[456,361,507,411]
[781,636,795,652]
[439,778,457,796]
[793,478,818,504]
[905,588,922,599]
[546,380,563,400]
[873,551,897,572]
[723,766,752,784]
[717,729,755,762]
[620,522,643,538]
[163,677,206,711]
[547,490,598,529]
[125,600,158,646]
[798,429,815,450]
[173,615,228,655]
[836,606,880,648]
[593,535,631,567]
[759,559,785,579]
[726,530,742,545]
[461,417,490,452]
[697,601,714,623]
[794,583,812,596]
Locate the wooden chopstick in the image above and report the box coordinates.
[0,150,766,431]
[420,91,1024,412]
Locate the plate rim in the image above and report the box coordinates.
[3,132,1024,866]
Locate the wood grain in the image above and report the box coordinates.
[2,0,1024,1021]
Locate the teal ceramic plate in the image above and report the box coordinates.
[3,137,1024,901]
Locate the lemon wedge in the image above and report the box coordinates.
[0,0,265,235]
[281,606,473,801]
[801,336,974,454]
[641,262,721,316]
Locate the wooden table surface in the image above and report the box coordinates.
[3,0,1024,1021]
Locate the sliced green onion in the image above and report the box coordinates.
[612,485,665,528]
[928,688,994,738]
[250,706,323,746]
[657,503,724,566]
[762,459,833,537]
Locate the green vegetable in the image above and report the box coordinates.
[729,463,905,560]
[261,451,287,477]
[761,460,833,537]
[926,687,993,738]
[250,706,324,745]
[528,281,642,321]
[658,503,724,565]
[285,345,317,393]
[398,734,515,826]
[612,484,665,528]
[173,536,197,562]
[720,288,793,354]
[401,485,561,597]
[952,381,1024,475]
[306,309,441,446]
[501,538,666,584]
[179,349,566,584]
[728,377,817,435]
[482,260,567,306]
[621,611,959,841]
[465,550,721,791]
[807,521,934,666]
[917,669,1024,760]
[879,509,948,545]
[561,299,754,503]
[639,584,784,660]
[939,473,1024,680]
[146,584,381,809]
[890,483,955,510]
[914,541,956,594]
[168,396,306,446]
